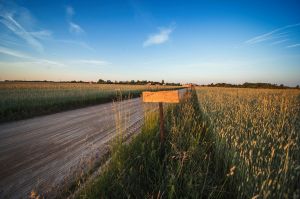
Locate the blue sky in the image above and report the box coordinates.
[0,0,300,85]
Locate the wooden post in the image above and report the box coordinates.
[142,90,180,151]
[159,102,164,144]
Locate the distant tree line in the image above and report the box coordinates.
[203,82,299,89]
[2,79,181,86]
[97,79,181,86]
[4,80,56,83]
[3,80,89,83]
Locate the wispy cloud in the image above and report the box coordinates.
[0,60,65,70]
[58,39,93,50]
[0,2,51,52]
[0,46,109,68]
[69,22,84,34]
[74,59,110,66]
[143,25,175,47]
[286,43,300,48]
[0,13,47,52]
[29,30,52,39]
[31,59,65,67]
[0,46,65,67]
[245,23,300,45]
[66,5,84,35]
[0,46,33,59]
[0,2,88,56]
[66,5,74,18]
[271,39,289,45]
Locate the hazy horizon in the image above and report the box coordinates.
[0,0,300,86]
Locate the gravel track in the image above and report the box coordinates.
[0,97,157,198]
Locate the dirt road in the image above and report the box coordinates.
[0,97,157,198]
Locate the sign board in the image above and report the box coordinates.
[142,90,180,103]
[183,84,195,88]
[142,90,181,151]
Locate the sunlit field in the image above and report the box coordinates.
[0,82,181,122]
[196,87,300,198]
[78,87,300,198]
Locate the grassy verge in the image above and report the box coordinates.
[0,82,181,123]
[78,89,238,198]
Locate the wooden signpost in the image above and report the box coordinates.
[142,90,180,145]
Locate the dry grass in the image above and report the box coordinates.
[196,87,300,198]
[57,87,300,198]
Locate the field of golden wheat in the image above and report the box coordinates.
[196,87,300,198]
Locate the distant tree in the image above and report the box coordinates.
[162,80,164,85]
[296,85,299,89]
[106,80,112,84]
[204,82,292,89]
[97,79,105,84]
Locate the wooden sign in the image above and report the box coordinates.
[142,90,181,157]
[142,90,179,103]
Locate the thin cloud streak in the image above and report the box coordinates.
[69,22,84,34]
[32,59,65,67]
[0,13,46,52]
[58,39,93,50]
[0,46,33,59]
[0,46,108,67]
[74,59,111,66]
[0,61,65,69]
[245,23,300,45]
[271,39,289,45]
[66,6,85,35]
[286,43,300,48]
[0,2,89,54]
[0,46,65,67]
[143,26,174,47]
[29,30,52,39]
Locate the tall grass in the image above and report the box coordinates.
[78,89,236,198]
[0,82,181,122]
[197,87,300,198]
[76,87,299,198]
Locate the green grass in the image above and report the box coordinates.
[0,82,181,122]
